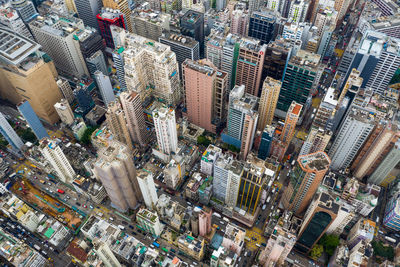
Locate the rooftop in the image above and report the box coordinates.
[298,151,331,172]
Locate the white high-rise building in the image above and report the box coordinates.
[267,0,282,12]
[137,169,158,209]
[0,112,24,151]
[54,99,74,125]
[0,6,32,39]
[94,70,115,106]
[288,0,309,23]
[57,78,74,104]
[29,14,89,78]
[39,138,76,183]
[153,107,178,155]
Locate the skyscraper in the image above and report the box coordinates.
[258,125,275,160]
[97,8,126,49]
[54,99,75,125]
[281,151,330,215]
[10,0,38,23]
[262,38,292,82]
[73,85,95,116]
[94,70,115,106]
[295,192,339,253]
[235,38,267,96]
[369,139,400,186]
[17,100,49,140]
[180,10,204,56]
[230,9,248,36]
[92,140,141,212]
[29,14,89,78]
[0,6,32,39]
[0,28,62,124]
[288,0,309,23]
[74,0,102,29]
[112,46,126,91]
[102,0,132,32]
[383,192,400,231]
[199,207,212,237]
[152,107,178,155]
[183,59,228,133]
[105,100,133,150]
[0,112,24,151]
[137,169,158,209]
[131,8,170,41]
[248,8,278,45]
[257,77,282,131]
[281,102,302,144]
[119,91,148,147]
[57,78,74,104]
[39,138,76,183]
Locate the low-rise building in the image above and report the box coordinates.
[221,223,246,255]
[177,233,205,261]
[136,208,164,236]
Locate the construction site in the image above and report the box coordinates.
[11,178,83,231]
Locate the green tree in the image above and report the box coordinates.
[228,144,240,153]
[372,240,394,261]
[319,234,340,256]
[16,128,37,143]
[81,126,99,145]
[310,244,323,260]
[0,137,8,149]
[197,135,211,147]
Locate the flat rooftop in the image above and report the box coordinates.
[298,151,331,172]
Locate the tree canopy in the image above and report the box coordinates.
[319,234,340,256]
[372,240,394,261]
[197,135,211,147]
[310,244,323,260]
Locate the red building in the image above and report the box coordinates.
[97,8,125,49]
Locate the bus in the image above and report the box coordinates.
[162,247,169,253]
[152,242,160,248]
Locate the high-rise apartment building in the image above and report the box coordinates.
[282,151,330,215]
[0,6,32,38]
[383,192,400,231]
[257,77,282,131]
[267,0,282,12]
[54,99,74,125]
[131,8,170,41]
[281,102,302,144]
[183,59,228,133]
[180,10,204,56]
[11,0,38,23]
[29,15,89,78]
[338,68,363,106]
[123,33,181,106]
[102,0,132,31]
[40,138,76,183]
[262,38,292,82]
[112,46,126,91]
[73,0,102,29]
[17,100,49,140]
[92,140,141,212]
[369,139,400,186]
[235,38,267,96]
[94,70,115,106]
[0,112,24,151]
[248,8,278,45]
[199,207,212,237]
[119,91,148,147]
[223,85,259,160]
[295,192,339,253]
[277,50,320,115]
[137,169,158,209]
[153,106,178,155]
[200,145,222,176]
[97,8,126,49]
[57,78,75,104]
[288,0,309,23]
[231,9,248,36]
[0,28,62,124]
[105,100,133,150]
[334,0,352,22]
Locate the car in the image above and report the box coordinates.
[76,202,81,206]
[252,237,257,241]
[110,217,114,221]
[89,205,94,209]
[48,182,51,186]
[46,188,49,191]
[82,204,87,208]
[129,225,134,229]
[33,176,37,179]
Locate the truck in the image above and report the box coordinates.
[267,180,273,188]
[213,212,221,218]
[385,236,396,243]
[223,217,230,223]
[118,225,125,230]
[34,244,41,251]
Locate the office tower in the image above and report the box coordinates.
[338,68,363,106]
[347,218,375,249]
[248,8,278,45]
[97,8,126,49]
[75,28,105,61]
[0,6,32,39]
[86,50,108,76]
[236,160,266,215]
[159,33,200,77]
[267,0,282,11]
[213,154,243,207]
[277,50,320,115]
[222,85,259,160]
[295,192,339,253]
[106,100,133,150]
[17,100,49,140]
[131,8,170,41]
[94,71,115,106]
[369,140,400,186]
[102,0,132,32]
[92,140,140,212]
[288,0,309,23]
[183,59,228,133]
[230,9,248,36]
[282,152,330,215]
[29,15,89,78]
[137,169,158,209]
[119,91,148,147]
[350,122,399,180]
[112,47,126,91]
[10,0,38,23]
[56,78,74,104]
[0,112,24,151]
[54,99,74,125]
[262,38,292,82]
[281,102,302,144]
[383,192,400,231]
[328,108,375,171]
[73,85,95,115]
[39,138,76,183]
[180,10,204,56]
[74,0,102,29]
[259,211,298,266]
[0,28,62,124]
[153,106,178,155]
[258,125,275,160]
[235,38,267,96]
[199,207,212,237]
[257,77,282,131]
[300,128,332,156]
[123,34,181,106]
